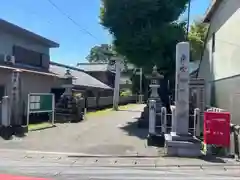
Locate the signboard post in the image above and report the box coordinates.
[27,93,55,126]
[204,111,230,147]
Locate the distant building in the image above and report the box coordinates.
[77,63,115,88]
[50,62,113,102]
[198,0,240,124]
[77,62,135,90]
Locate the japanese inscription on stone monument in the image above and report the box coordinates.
[175,42,190,135]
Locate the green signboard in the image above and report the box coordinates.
[29,94,53,112]
[27,93,55,126]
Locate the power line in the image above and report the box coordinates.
[46,0,99,41]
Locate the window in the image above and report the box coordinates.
[212,32,215,53]
[13,46,43,67]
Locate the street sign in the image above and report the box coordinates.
[204,111,230,147]
[27,93,55,126]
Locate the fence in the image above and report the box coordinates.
[148,99,201,137]
[82,95,137,109]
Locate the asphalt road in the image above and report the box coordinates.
[0,104,160,156]
[0,104,239,179]
[0,150,239,180]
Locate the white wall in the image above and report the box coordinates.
[199,0,240,105]
[0,30,49,55]
[202,0,240,80]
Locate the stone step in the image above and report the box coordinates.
[165,140,202,157]
[166,146,202,157]
[166,140,202,149]
[164,134,202,157]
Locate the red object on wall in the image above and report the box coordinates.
[204,111,230,147]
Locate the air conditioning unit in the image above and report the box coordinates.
[4,55,15,64]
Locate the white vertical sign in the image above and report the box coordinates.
[113,59,121,110]
[175,42,190,135]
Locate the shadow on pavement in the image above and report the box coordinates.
[118,110,143,113]
[29,125,57,132]
[119,121,148,140]
[199,156,227,163]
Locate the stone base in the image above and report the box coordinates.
[0,126,13,140]
[12,125,28,136]
[147,133,165,147]
[164,133,202,157]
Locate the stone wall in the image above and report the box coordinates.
[84,95,137,109]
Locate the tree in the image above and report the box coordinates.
[86,44,114,63]
[100,0,189,75]
[188,20,208,61]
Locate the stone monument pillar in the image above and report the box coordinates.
[11,69,22,126]
[164,42,202,157]
[175,42,190,136]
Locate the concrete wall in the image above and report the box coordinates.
[86,96,137,108]
[0,68,59,115]
[21,73,58,104]
[209,0,240,80]
[213,76,240,125]
[0,30,49,56]
[199,0,240,116]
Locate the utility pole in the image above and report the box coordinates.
[112,57,121,111]
[135,68,143,103]
[139,68,143,96]
[139,68,143,103]
[186,0,191,40]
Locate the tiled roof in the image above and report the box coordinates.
[77,63,109,72]
[0,64,57,77]
[77,62,136,72]
[50,62,112,90]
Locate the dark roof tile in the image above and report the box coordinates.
[50,62,112,89]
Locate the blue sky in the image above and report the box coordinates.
[0,0,210,65]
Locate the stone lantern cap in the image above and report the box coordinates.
[146,66,164,85]
[64,69,73,78]
[63,69,75,85]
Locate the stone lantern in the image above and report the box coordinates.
[62,69,74,96]
[148,66,164,101]
[139,66,164,127]
[56,69,83,122]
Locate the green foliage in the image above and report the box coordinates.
[100,0,189,74]
[120,89,132,96]
[86,44,114,63]
[188,20,208,61]
[86,43,131,72]
[130,72,147,95]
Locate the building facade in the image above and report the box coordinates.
[198,0,240,124]
[0,19,59,109]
